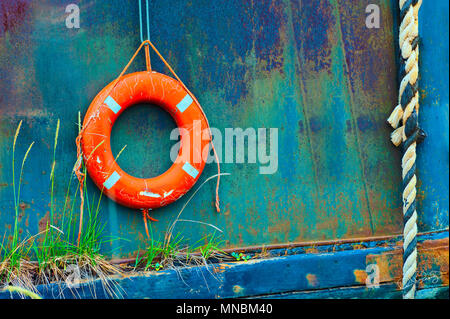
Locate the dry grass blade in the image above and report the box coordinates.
[50,119,60,180]
[3,285,41,300]
[165,173,230,248]
[176,219,223,233]
[13,120,22,152]
[21,142,34,170]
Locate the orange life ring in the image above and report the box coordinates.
[81,71,211,210]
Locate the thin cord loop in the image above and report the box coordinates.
[145,45,151,71]
[142,40,222,212]
[142,208,158,239]
[139,0,151,70]
[139,0,151,43]
[138,0,143,43]
[146,0,150,42]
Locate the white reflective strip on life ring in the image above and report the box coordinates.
[182,162,199,179]
[104,96,121,114]
[176,94,193,113]
[103,171,121,189]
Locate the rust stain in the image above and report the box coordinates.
[232,285,244,295]
[304,247,319,254]
[18,201,30,221]
[417,238,449,288]
[19,202,29,210]
[267,220,291,234]
[352,244,366,250]
[353,269,367,285]
[306,273,318,287]
[0,0,31,35]
[38,211,50,232]
[214,263,233,273]
[363,237,449,290]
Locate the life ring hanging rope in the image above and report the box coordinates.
[74,39,221,243]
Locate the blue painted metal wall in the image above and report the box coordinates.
[416,0,449,231]
[0,0,448,259]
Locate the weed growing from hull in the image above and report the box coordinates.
[135,231,227,272]
[0,120,241,299]
[0,120,123,298]
[134,173,233,273]
[0,120,35,289]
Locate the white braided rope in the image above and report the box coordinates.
[387,0,422,299]
[402,142,418,299]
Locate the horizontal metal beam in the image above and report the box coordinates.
[1,230,447,299]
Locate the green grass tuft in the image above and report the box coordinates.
[1,120,122,296]
[1,119,233,298]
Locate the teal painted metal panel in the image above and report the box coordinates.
[416,0,449,231]
[0,0,447,260]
